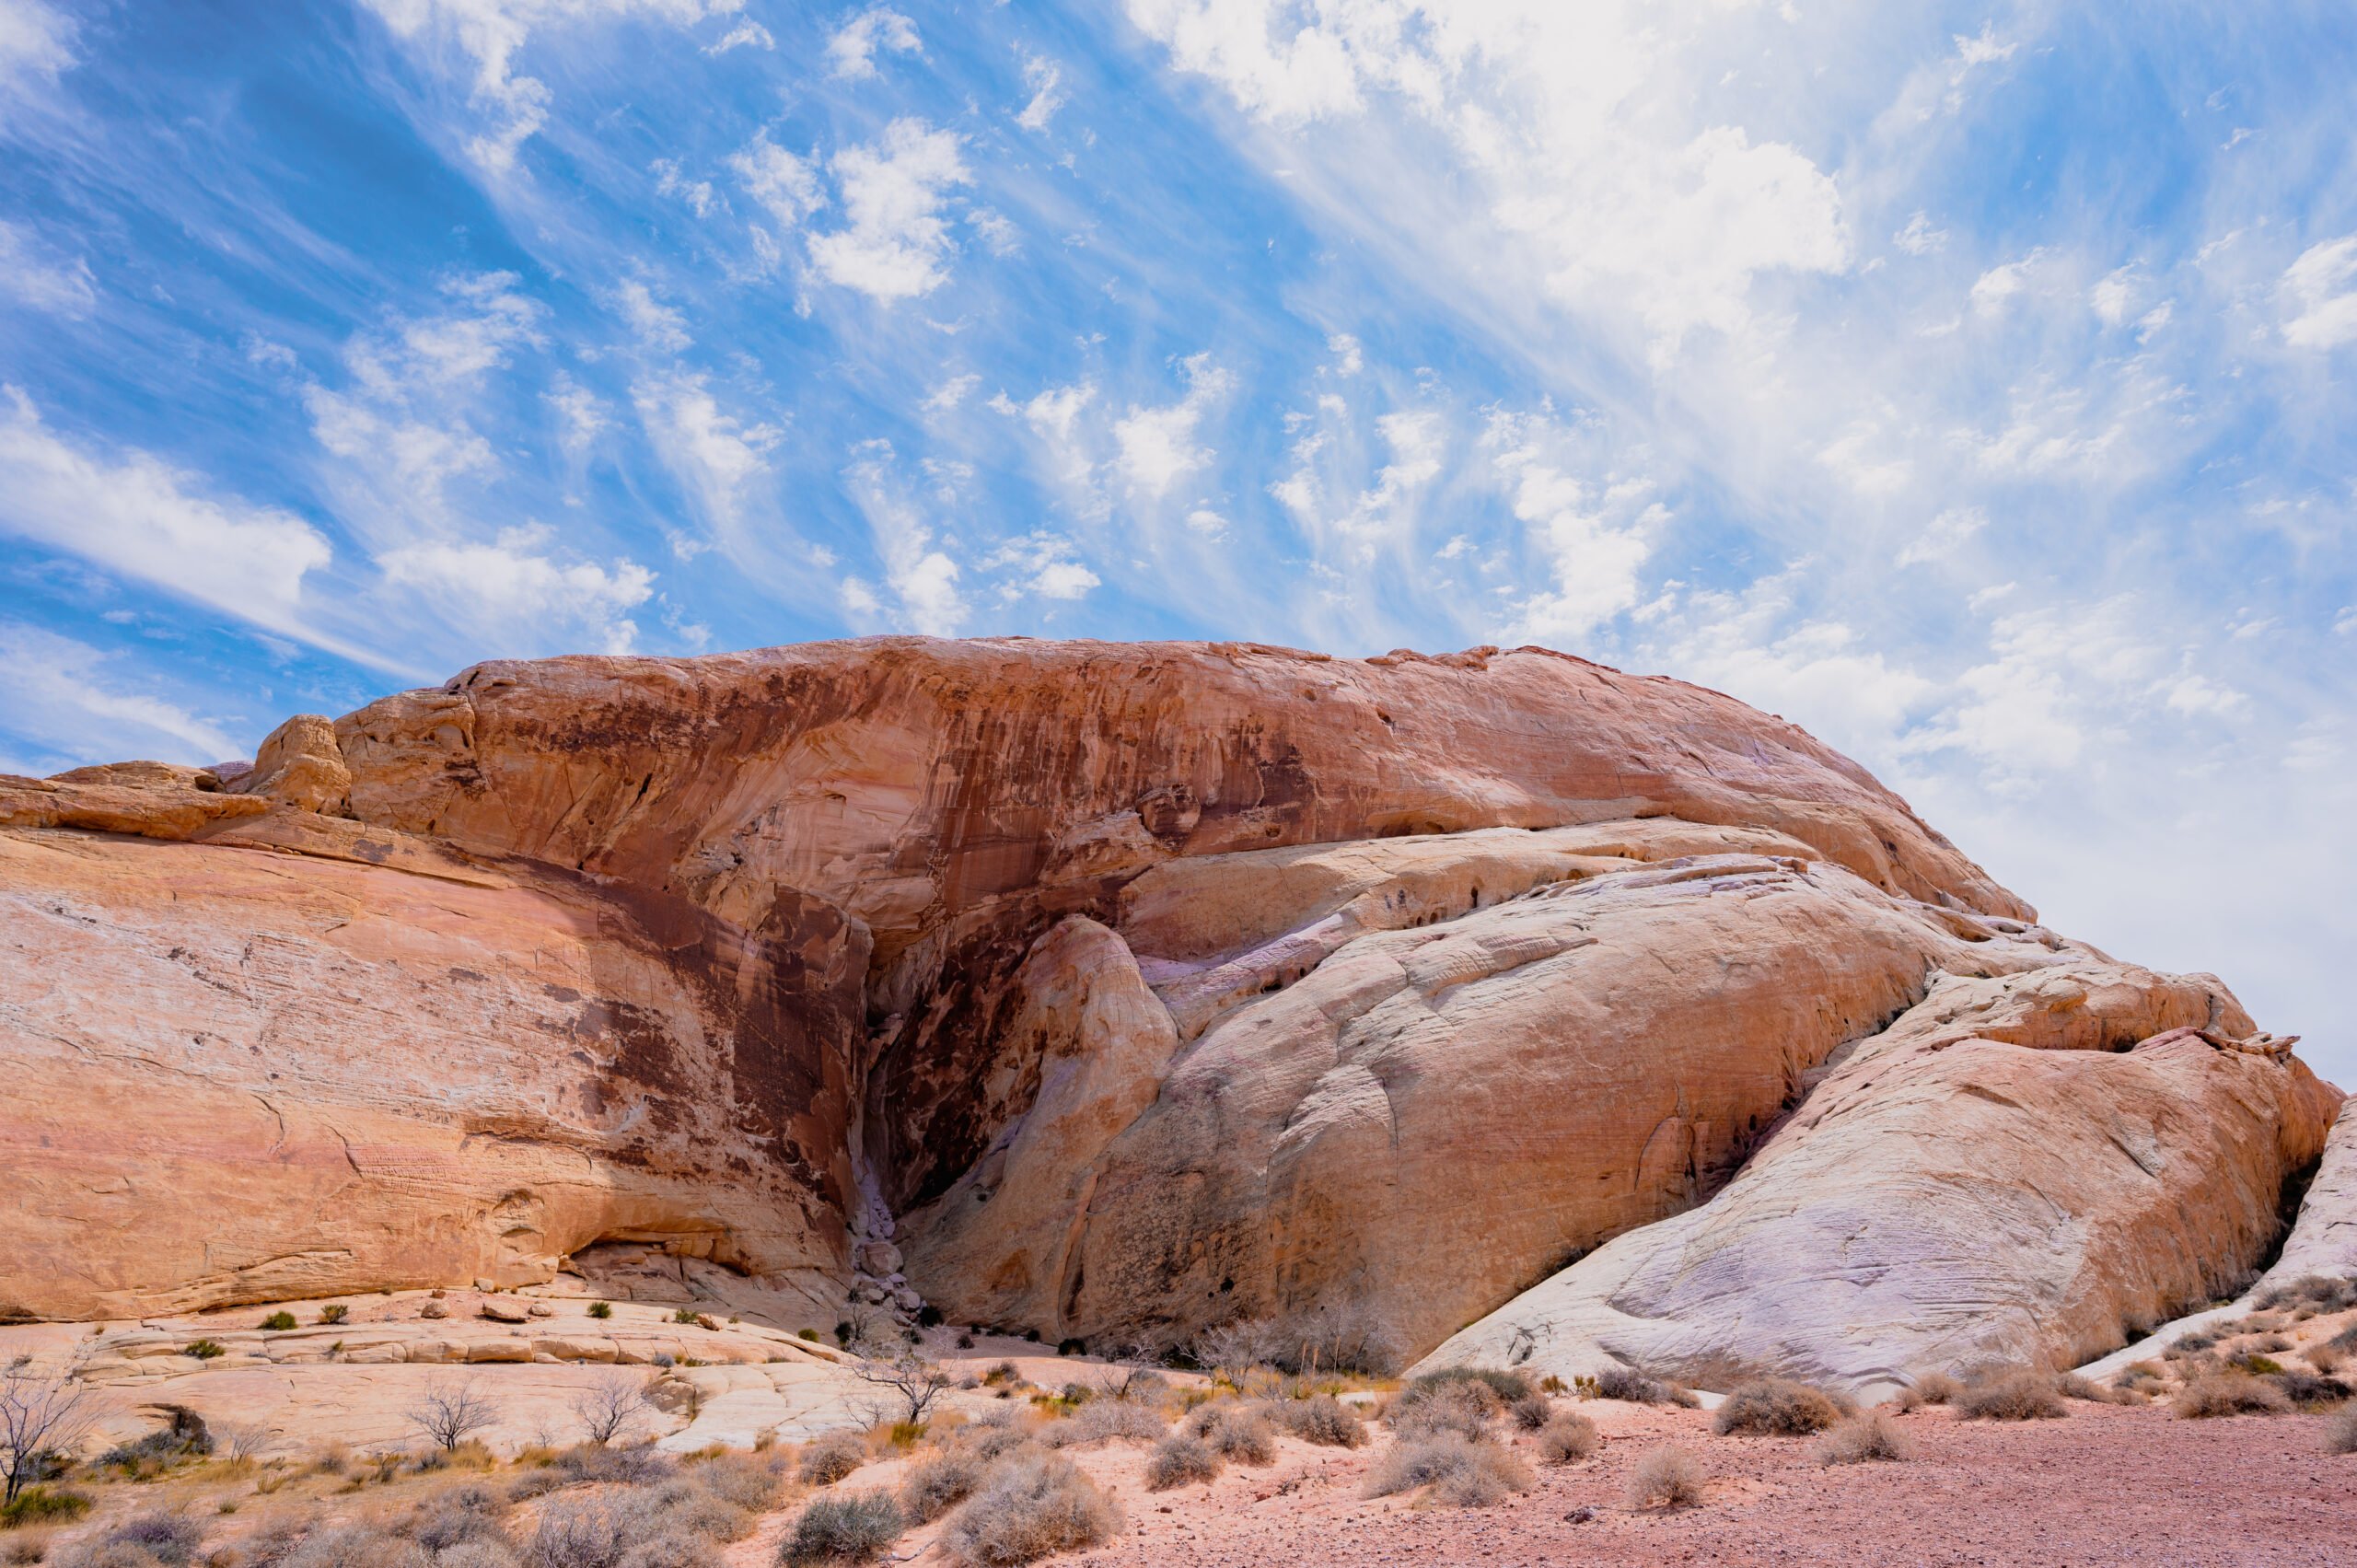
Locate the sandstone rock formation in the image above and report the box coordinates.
[1414,960,2337,1399]
[0,637,2336,1388]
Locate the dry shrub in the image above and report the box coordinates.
[2308,1344,2347,1375]
[1895,1372,1963,1411]
[779,1492,903,1567]
[1045,1399,1165,1447]
[1144,1434,1220,1491]
[1271,1394,1364,1447]
[266,1526,434,1568]
[2116,1363,2167,1393]
[1592,1365,1697,1407]
[2326,1407,2357,1455]
[435,1547,522,1568]
[1956,1368,2067,1422]
[1388,1382,1495,1444]
[2278,1368,2353,1407]
[1507,1394,1553,1431]
[1362,1435,1532,1506]
[407,1485,511,1553]
[797,1433,868,1486]
[2257,1275,2357,1314]
[898,1450,983,1523]
[4,1532,54,1568]
[2246,1334,2294,1354]
[690,1451,785,1513]
[1813,1412,1912,1466]
[2173,1376,2293,1418]
[1713,1378,1853,1436]
[2057,1373,2139,1406]
[55,1516,206,1568]
[522,1499,634,1568]
[1183,1406,1274,1465]
[1535,1411,1597,1464]
[1402,1367,1532,1406]
[936,1453,1117,1566]
[1625,1445,1706,1510]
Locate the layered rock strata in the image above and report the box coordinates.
[0,637,2335,1383]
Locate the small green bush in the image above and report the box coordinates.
[674,1307,702,1325]
[261,1311,298,1331]
[586,1301,612,1320]
[318,1304,348,1326]
[1,1486,94,1527]
[796,1328,819,1342]
[186,1339,226,1361]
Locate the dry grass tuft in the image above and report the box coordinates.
[2173,1375,2293,1419]
[1271,1394,1364,1447]
[1362,1435,1532,1506]
[1956,1368,2067,1422]
[2325,1406,2357,1455]
[1387,1381,1496,1444]
[936,1453,1117,1566]
[797,1433,868,1486]
[900,1451,986,1524]
[1625,1445,1706,1511]
[1713,1377,1854,1436]
[1535,1411,1597,1464]
[1143,1434,1220,1492]
[1812,1411,1913,1466]
[779,1491,903,1566]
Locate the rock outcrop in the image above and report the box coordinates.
[1415,961,2338,1399]
[0,636,2335,1383]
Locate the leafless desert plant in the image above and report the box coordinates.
[408,1376,502,1452]
[1625,1445,1706,1510]
[1813,1411,1913,1465]
[572,1373,651,1446]
[1,1362,93,1505]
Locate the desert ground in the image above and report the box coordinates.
[6,1283,2357,1567]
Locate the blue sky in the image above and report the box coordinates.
[1,1,2352,1078]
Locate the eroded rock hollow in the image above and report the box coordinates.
[0,638,2336,1393]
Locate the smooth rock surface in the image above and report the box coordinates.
[909,847,2070,1359]
[1417,960,2339,1399]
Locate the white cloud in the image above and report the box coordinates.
[1185,507,1229,540]
[1894,505,1987,568]
[1325,331,1364,376]
[0,220,93,314]
[807,119,970,302]
[1130,1,1850,353]
[1485,408,1664,643]
[615,277,690,352]
[0,0,73,96]
[355,0,748,172]
[2161,673,2247,718]
[2090,266,2140,327]
[1970,253,2039,316]
[300,272,544,517]
[377,523,653,653]
[826,6,918,81]
[842,444,965,634]
[2282,236,2357,350]
[704,17,770,53]
[1113,354,1233,499]
[631,373,780,534]
[923,373,980,412]
[1951,25,2016,69]
[1816,425,1912,498]
[0,622,240,767]
[545,371,608,449]
[0,387,340,648]
[652,157,720,217]
[729,130,824,228]
[982,531,1100,602]
[1892,211,1947,255]
[1016,53,1064,132]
